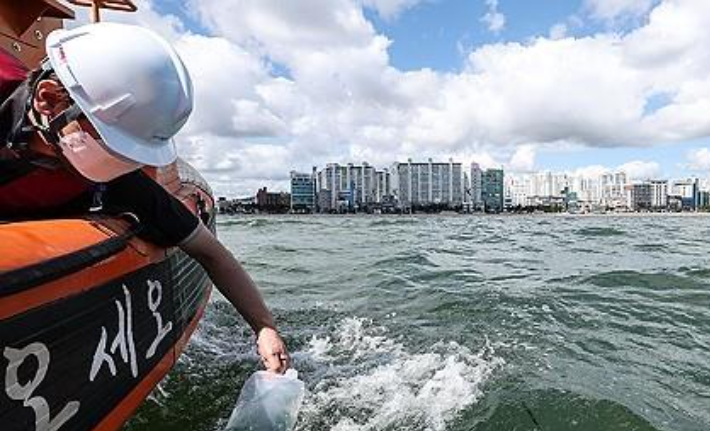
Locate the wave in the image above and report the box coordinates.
[476,388,661,431]
[633,243,668,252]
[374,251,438,269]
[368,218,422,227]
[575,227,627,237]
[217,217,324,228]
[294,317,504,431]
[682,267,710,279]
[583,270,706,290]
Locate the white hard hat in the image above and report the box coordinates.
[45,22,194,167]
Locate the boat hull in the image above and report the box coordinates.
[0,247,210,431]
[0,162,216,431]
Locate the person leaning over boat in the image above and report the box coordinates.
[0,23,291,373]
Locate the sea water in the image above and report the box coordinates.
[126,215,710,431]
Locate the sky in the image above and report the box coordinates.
[83,0,710,196]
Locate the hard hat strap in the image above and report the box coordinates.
[47,104,84,137]
[11,61,76,149]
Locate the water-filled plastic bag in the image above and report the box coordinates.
[225,369,305,431]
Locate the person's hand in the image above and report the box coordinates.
[256,327,290,374]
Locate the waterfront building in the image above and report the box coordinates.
[504,171,572,209]
[317,162,378,212]
[672,179,699,210]
[470,163,483,209]
[649,180,668,209]
[374,169,392,203]
[392,159,464,209]
[626,183,653,211]
[699,191,710,209]
[505,174,529,207]
[482,168,504,212]
[290,170,317,212]
[316,164,344,212]
[533,171,567,197]
[256,188,290,213]
[568,174,603,205]
[601,172,628,208]
[317,189,332,212]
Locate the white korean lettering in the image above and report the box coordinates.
[89,285,138,381]
[4,342,80,431]
[89,327,116,381]
[145,280,173,360]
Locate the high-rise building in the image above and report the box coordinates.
[374,169,392,203]
[601,172,628,208]
[317,163,345,212]
[392,159,464,209]
[626,183,653,211]
[482,169,504,212]
[316,162,384,212]
[470,163,483,209]
[649,180,668,209]
[290,170,317,212]
[672,179,699,210]
[505,174,529,207]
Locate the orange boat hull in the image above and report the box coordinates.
[0,162,215,431]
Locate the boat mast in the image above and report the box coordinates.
[66,0,138,23]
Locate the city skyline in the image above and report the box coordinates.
[218,156,710,198]
[217,156,709,216]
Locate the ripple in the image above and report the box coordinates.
[583,270,706,290]
[634,243,669,252]
[468,389,661,431]
[576,227,627,237]
[368,218,421,227]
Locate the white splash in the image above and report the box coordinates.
[297,317,504,431]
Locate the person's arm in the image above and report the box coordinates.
[180,223,290,373]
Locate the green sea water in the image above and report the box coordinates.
[125,215,710,431]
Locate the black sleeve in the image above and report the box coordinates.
[104,170,200,247]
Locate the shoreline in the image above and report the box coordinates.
[217,211,710,218]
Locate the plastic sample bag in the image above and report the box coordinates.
[225,369,305,431]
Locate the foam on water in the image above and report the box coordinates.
[296,318,504,431]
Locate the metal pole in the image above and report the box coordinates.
[91,0,102,22]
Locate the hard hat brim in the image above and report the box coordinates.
[91,122,178,167]
[46,27,180,167]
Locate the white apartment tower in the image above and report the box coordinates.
[393,159,464,208]
[650,180,668,208]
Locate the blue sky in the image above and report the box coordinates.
[366,0,581,72]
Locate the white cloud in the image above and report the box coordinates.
[508,145,536,172]
[584,0,656,22]
[174,35,276,138]
[618,160,661,179]
[481,0,506,34]
[360,0,423,20]
[471,153,501,170]
[549,23,568,40]
[571,160,661,180]
[571,164,612,179]
[686,148,710,172]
